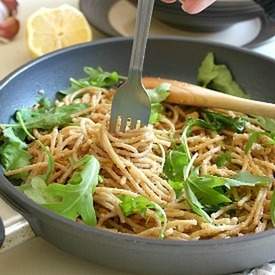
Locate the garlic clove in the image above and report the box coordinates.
[0,16,19,40]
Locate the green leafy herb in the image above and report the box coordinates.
[164,144,190,182]
[164,114,272,222]
[168,180,184,197]
[60,67,126,95]
[198,52,247,98]
[16,111,35,140]
[37,96,53,110]
[20,177,57,204]
[183,171,271,220]
[118,194,167,238]
[202,111,246,133]
[164,122,215,221]
[270,191,275,226]
[198,53,275,142]
[245,131,275,153]
[0,127,31,180]
[44,149,54,183]
[164,119,195,187]
[180,120,193,160]
[250,116,275,133]
[216,152,231,168]
[15,103,88,131]
[187,174,231,207]
[183,181,212,222]
[20,155,100,225]
[165,130,272,221]
[165,121,193,198]
[148,83,171,124]
[225,172,272,188]
[149,103,164,124]
[181,112,245,136]
[1,127,26,148]
[148,83,170,104]
[17,110,54,184]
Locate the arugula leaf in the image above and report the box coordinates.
[271,191,275,227]
[0,127,31,180]
[183,112,245,135]
[225,172,272,188]
[182,173,229,221]
[188,175,231,206]
[216,152,231,168]
[60,67,126,95]
[165,122,215,221]
[198,52,247,98]
[165,121,193,196]
[198,53,275,137]
[118,195,164,219]
[148,83,171,124]
[1,127,26,148]
[168,180,184,197]
[118,194,167,237]
[20,155,100,226]
[166,147,272,221]
[164,115,272,222]
[183,171,272,221]
[15,103,88,131]
[148,83,170,103]
[183,181,212,223]
[44,149,54,183]
[164,144,190,181]
[37,96,53,111]
[19,177,57,204]
[149,103,164,124]
[197,52,219,88]
[251,116,275,133]
[245,131,275,153]
[45,155,100,225]
[203,111,246,133]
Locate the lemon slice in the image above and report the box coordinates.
[27,4,92,58]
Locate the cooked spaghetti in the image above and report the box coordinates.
[2,75,275,241]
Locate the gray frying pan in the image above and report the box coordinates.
[0,37,275,275]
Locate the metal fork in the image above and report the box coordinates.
[109,0,155,132]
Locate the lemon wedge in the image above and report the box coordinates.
[27,4,92,58]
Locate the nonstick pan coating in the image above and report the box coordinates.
[0,37,275,275]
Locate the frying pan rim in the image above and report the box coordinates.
[1,36,275,248]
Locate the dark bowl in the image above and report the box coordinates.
[80,0,275,47]
[153,0,262,32]
[1,37,275,275]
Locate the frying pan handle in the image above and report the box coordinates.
[0,217,4,248]
[245,0,275,48]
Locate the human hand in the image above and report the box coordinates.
[161,0,217,14]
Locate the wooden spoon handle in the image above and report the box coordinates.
[143,77,275,119]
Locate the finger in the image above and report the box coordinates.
[181,0,216,14]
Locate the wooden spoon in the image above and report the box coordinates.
[143,77,275,118]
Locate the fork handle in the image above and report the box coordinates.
[128,0,155,82]
[143,77,275,119]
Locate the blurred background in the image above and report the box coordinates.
[81,0,265,46]
[1,0,275,79]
